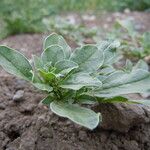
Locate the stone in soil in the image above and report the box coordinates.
[13,90,24,102]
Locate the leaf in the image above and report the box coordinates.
[97,40,120,65]
[0,46,32,81]
[60,72,102,90]
[33,83,53,92]
[133,60,149,71]
[103,69,149,88]
[54,60,78,74]
[43,62,53,72]
[77,95,97,104]
[32,55,43,70]
[50,101,101,130]
[130,99,150,106]
[41,95,54,105]
[70,45,104,73]
[125,59,133,71]
[92,69,150,97]
[97,96,128,103]
[41,45,65,66]
[142,32,150,50]
[30,70,41,83]
[43,33,71,58]
[116,19,136,38]
[38,69,56,82]
[99,65,115,75]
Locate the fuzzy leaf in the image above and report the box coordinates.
[133,60,149,71]
[92,69,150,97]
[130,99,150,105]
[77,95,97,104]
[41,45,65,66]
[142,32,150,50]
[32,55,43,70]
[55,60,78,74]
[33,83,53,92]
[0,46,32,81]
[50,101,101,130]
[44,33,71,58]
[97,40,120,65]
[125,59,133,71]
[60,72,102,90]
[70,45,104,73]
[116,19,136,38]
[103,69,149,88]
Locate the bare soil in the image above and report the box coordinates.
[0,12,150,150]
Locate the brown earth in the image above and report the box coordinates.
[0,12,150,150]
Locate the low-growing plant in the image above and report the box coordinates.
[109,19,150,60]
[0,33,150,129]
[43,16,97,45]
[0,0,56,38]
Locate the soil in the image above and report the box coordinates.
[0,12,150,150]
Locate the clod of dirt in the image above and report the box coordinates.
[78,130,87,141]
[13,90,24,102]
[95,103,150,132]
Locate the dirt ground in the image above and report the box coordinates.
[0,12,150,150]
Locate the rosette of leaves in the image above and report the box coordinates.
[0,33,150,130]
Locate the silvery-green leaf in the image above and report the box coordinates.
[41,95,54,105]
[125,59,133,71]
[97,40,120,65]
[41,45,65,66]
[55,60,78,74]
[77,95,97,104]
[70,45,104,73]
[133,60,149,71]
[60,72,102,90]
[0,46,32,81]
[43,62,53,72]
[50,101,101,130]
[43,33,71,58]
[142,32,150,50]
[130,99,150,105]
[32,55,43,70]
[92,70,150,97]
[116,19,136,38]
[99,65,115,75]
[33,83,53,92]
[30,70,41,83]
[102,69,149,88]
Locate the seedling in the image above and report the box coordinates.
[43,16,97,45]
[0,33,150,130]
[110,19,150,59]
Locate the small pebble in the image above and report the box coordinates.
[13,90,24,102]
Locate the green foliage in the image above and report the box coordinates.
[0,0,56,38]
[0,0,149,39]
[109,19,150,59]
[0,33,150,129]
[43,16,98,45]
